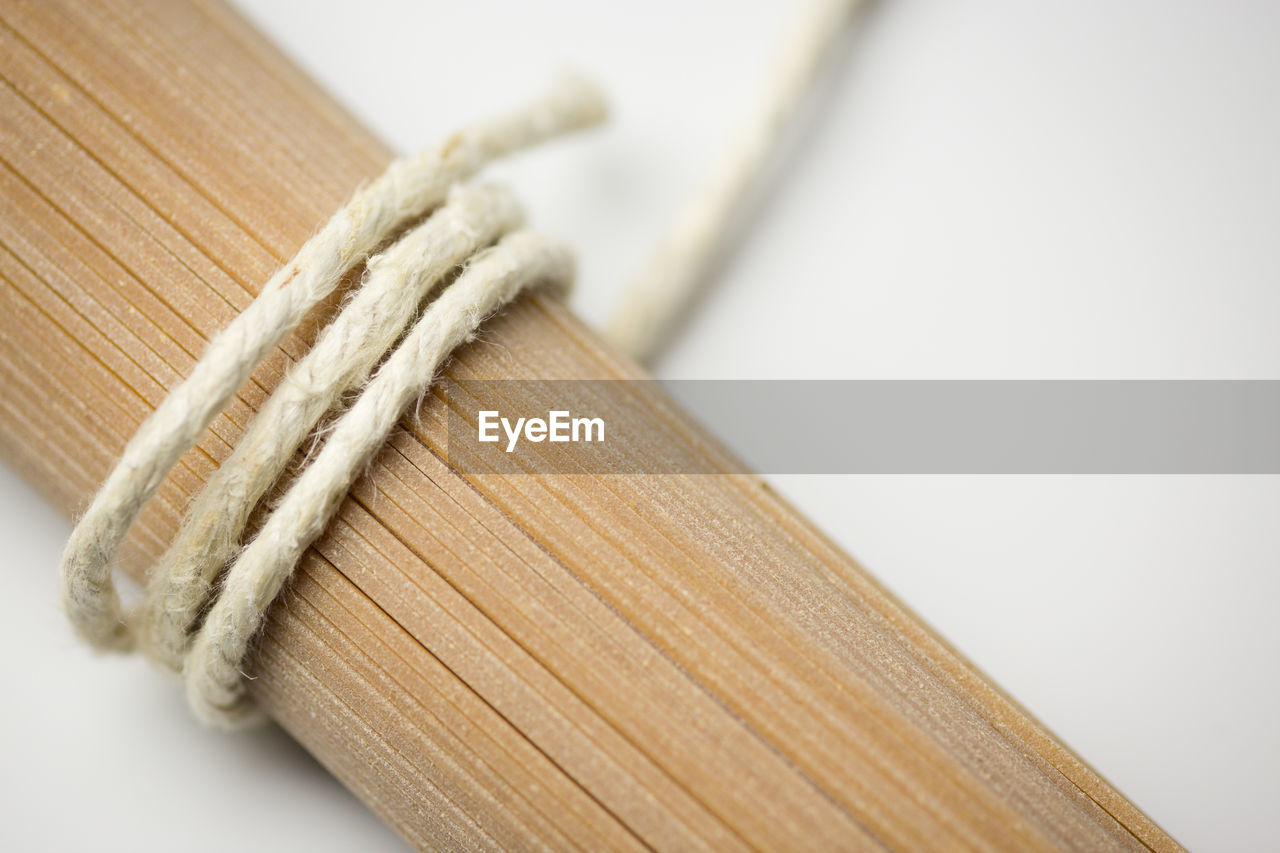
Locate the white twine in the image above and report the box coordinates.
[59,77,597,727]
[605,0,862,363]
[60,0,858,728]
[142,184,525,674]
[186,232,572,726]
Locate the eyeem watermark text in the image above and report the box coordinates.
[477,410,606,453]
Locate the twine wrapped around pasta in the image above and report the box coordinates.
[60,0,860,728]
[59,76,601,727]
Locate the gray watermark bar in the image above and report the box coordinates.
[440,380,1280,474]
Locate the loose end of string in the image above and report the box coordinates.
[604,0,863,365]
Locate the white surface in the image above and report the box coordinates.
[4,1,1278,850]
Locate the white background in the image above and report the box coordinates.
[3,1,1278,850]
